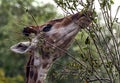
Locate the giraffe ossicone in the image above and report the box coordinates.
[11,11,94,83]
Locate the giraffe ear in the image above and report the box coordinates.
[10,41,31,54]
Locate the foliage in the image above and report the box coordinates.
[47,0,120,83]
[0,0,57,82]
[0,68,24,83]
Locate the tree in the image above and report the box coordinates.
[0,0,57,82]
[46,0,120,83]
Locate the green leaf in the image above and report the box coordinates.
[110,0,114,4]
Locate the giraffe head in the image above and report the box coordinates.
[11,11,93,54]
[10,11,93,83]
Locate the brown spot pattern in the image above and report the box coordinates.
[37,80,41,83]
[34,72,38,82]
[30,70,34,78]
[42,63,49,69]
[26,52,34,83]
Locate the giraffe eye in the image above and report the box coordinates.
[42,24,52,32]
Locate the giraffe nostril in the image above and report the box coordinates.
[23,26,37,36]
[23,27,30,36]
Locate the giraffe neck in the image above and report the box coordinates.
[26,48,59,83]
[34,49,50,83]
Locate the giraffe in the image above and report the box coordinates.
[10,11,93,83]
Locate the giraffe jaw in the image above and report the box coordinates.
[44,22,79,48]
